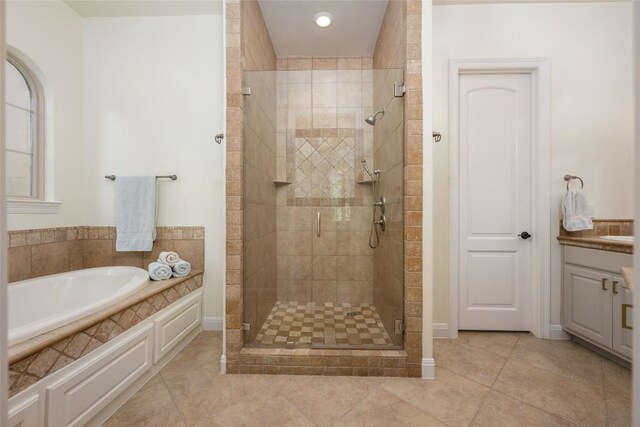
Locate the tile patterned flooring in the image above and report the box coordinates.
[250,301,393,348]
[105,331,632,426]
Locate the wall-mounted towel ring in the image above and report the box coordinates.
[564,174,584,191]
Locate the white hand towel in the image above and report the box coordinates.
[148,262,172,281]
[562,189,594,232]
[172,260,192,278]
[115,176,157,252]
[158,251,180,267]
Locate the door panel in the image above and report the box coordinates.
[458,72,532,331]
[612,275,633,359]
[563,265,612,348]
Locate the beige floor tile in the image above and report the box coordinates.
[109,331,626,427]
[494,359,606,426]
[209,393,315,427]
[139,372,163,392]
[103,380,184,427]
[603,359,632,398]
[382,368,489,426]
[278,375,383,426]
[163,370,273,425]
[434,339,507,387]
[160,332,221,380]
[606,393,632,427]
[510,334,604,388]
[333,388,446,426]
[456,331,523,357]
[472,390,576,426]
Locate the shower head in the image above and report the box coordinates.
[365,109,385,126]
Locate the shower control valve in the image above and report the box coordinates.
[375,215,386,232]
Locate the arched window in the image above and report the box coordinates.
[5,55,43,199]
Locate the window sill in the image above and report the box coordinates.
[7,199,61,214]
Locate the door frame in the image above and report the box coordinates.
[448,58,551,339]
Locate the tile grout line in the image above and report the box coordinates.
[504,336,608,392]
[488,389,580,426]
[326,378,392,427]
[467,338,512,426]
[478,334,597,426]
[158,370,188,424]
[601,357,610,426]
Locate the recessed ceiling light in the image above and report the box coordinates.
[314,12,333,28]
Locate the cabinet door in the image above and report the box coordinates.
[563,265,612,348]
[612,275,633,360]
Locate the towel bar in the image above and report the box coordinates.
[564,174,583,191]
[105,175,177,181]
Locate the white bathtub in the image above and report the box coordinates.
[8,266,150,346]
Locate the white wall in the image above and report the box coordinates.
[82,15,225,318]
[432,2,634,328]
[6,0,84,230]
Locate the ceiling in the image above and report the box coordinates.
[65,0,222,17]
[257,0,389,57]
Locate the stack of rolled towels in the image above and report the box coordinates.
[148,251,192,280]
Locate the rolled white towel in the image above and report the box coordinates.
[158,251,180,267]
[172,260,192,278]
[148,262,172,281]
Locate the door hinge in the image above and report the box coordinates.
[394,319,405,335]
[242,86,252,96]
[242,323,251,331]
[394,82,406,97]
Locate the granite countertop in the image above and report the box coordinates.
[8,270,204,364]
[557,235,633,254]
[621,267,633,293]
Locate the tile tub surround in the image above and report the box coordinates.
[225,0,423,377]
[8,226,204,283]
[8,272,203,398]
[557,219,634,254]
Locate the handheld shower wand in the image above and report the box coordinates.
[361,159,381,181]
[361,160,382,249]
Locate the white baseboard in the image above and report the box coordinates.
[433,323,450,339]
[421,358,436,379]
[202,316,223,331]
[549,324,571,340]
[219,354,227,374]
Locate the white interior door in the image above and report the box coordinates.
[458,72,533,331]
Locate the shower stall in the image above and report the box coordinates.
[242,64,405,350]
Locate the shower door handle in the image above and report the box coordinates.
[317,212,321,237]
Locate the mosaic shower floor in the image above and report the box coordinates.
[251,301,394,348]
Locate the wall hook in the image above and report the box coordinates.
[215,133,224,144]
[432,132,442,143]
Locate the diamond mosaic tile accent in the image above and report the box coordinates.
[293,135,355,200]
[251,301,393,348]
[8,274,203,398]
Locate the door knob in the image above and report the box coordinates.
[518,231,532,240]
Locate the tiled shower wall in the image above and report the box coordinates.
[8,226,205,283]
[275,57,376,305]
[240,0,278,343]
[373,0,424,373]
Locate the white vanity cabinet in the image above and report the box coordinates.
[612,282,633,359]
[562,246,633,362]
